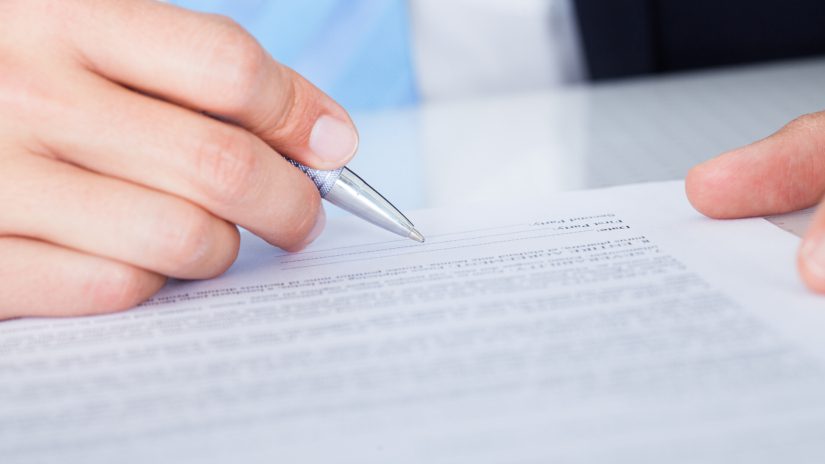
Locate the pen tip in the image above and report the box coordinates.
[409,228,426,243]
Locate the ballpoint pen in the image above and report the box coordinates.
[288,160,425,243]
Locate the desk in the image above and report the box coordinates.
[345,57,825,213]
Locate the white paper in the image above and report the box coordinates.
[3,181,825,464]
[766,206,816,237]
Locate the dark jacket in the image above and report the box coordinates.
[574,0,825,79]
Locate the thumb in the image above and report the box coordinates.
[685,111,825,293]
[686,112,825,219]
[70,1,359,170]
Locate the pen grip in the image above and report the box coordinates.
[287,159,343,198]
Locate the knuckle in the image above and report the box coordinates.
[204,11,247,34]
[85,265,150,312]
[193,128,258,206]
[203,15,267,112]
[158,205,215,271]
[0,60,62,132]
[785,112,825,134]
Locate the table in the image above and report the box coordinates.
[345,57,825,215]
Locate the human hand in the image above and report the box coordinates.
[0,0,358,318]
[686,112,825,292]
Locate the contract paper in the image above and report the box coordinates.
[3,181,825,463]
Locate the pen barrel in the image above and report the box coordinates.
[287,159,344,198]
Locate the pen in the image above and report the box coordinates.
[288,160,425,243]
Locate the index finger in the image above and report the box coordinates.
[66,0,358,169]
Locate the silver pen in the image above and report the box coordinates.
[288,160,425,243]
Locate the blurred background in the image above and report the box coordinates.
[171,0,825,110]
[170,0,825,211]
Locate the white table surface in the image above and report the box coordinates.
[343,57,825,216]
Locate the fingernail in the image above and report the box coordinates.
[305,205,326,244]
[800,235,825,279]
[309,115,358,164]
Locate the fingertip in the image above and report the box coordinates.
[307,115,359,169]
[86,265,167,315]
[797,208,825,294]
[262,69,359,170]
[302,77,359,169]
[281,204,326,252]
[798,237,825,294]
[685,153,740,219]
[685,160,716,217]
[137,273,169,305]
[258,167,323,252]
[196,222,241,279]
[307,203,327,243]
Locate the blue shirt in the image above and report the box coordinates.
[171,0,419,110]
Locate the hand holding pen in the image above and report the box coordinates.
[0,0,418,318]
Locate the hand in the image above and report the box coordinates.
[0,0,359,318]
[686,112,825,292]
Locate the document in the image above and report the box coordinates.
[3,181,825,463]
[766,206,816,237]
